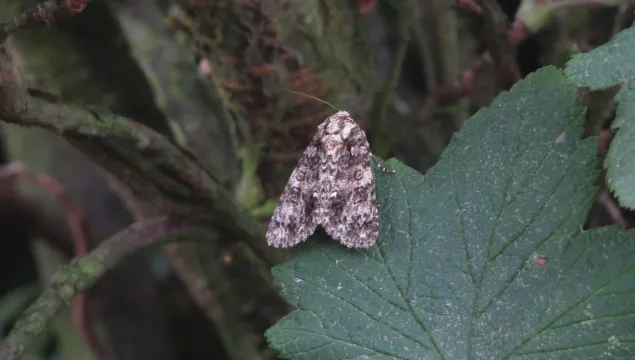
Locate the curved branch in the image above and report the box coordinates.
[0,41,281,265]
[0,217,208,360]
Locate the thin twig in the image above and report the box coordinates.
[459,0,531,43]
[435,52,493,104]
[0,162,89,255]
[598,189,629,230]
[0,46,279,264]
[370,1,413,158]
[474,0,520,85]
[613,2,635,35]
[457,0,482,15]
[0,217,208,360]
[0,162,97,351]
[407,50,493,140]
[599,129,613,156]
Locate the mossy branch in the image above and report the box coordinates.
[0,2,284,359]
[0,217,209,360]
[0,43,280,266]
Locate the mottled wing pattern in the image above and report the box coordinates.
[319,116,379,248]
[266,111,381,249]
[265,131,321,248]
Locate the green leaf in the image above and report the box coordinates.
[517,0,625,34]
[266,67,635,359]
[565,27,635,208]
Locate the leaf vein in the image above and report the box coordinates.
[280,328,413,360]
[319,250,409,312]
[451,176,478,285]
[292,275,432,352]
[376,172,447,359]
[510,263,635,355]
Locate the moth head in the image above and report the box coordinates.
[322,111,357,142]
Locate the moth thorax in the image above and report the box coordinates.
[323,138,345,155]
[325,115,355,135]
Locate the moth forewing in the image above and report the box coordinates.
[266,111,392,248]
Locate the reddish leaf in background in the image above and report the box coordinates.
[359,0,376,15]
[192,0,209,7]
[66,0,87,13]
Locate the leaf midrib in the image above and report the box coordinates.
[376,171,447,360]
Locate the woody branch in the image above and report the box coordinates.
[0,218,209,360]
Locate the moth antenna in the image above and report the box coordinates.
[343,92,371,113]
[285,89,338,112]
[348,93,368,107]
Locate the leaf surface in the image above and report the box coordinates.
[566,27,635,208]
[267,67,635,359]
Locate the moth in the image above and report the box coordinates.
[266,110,392,249]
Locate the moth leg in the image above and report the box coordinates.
[370,154,396,174]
